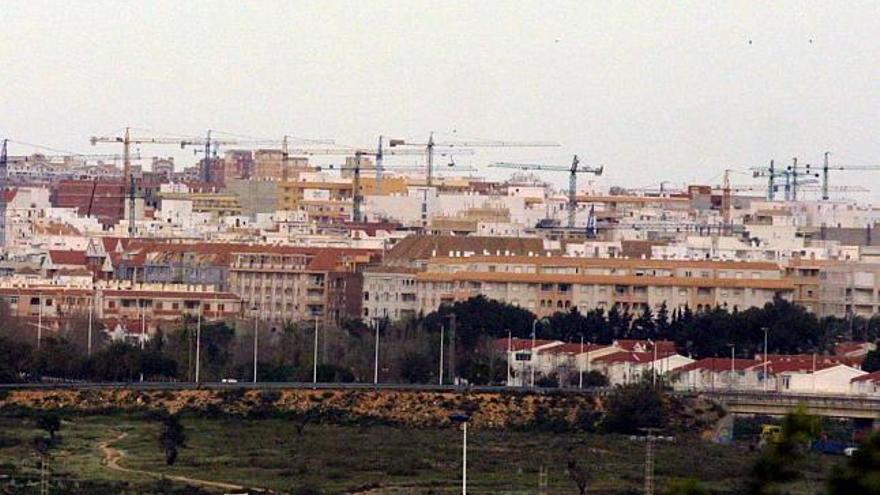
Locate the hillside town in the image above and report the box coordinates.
[2,134,880,395]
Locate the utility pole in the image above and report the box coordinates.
[314,318,319,385]
[448,313,457,386]
[253,310,259,384]
[630,428,670,495]
[87,288,93,356]
[195,303,202,383]
[39,453,49,495]
[538,465,549,495]
[439,324,445,386]
[373,319,380,385]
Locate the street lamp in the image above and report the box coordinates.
[530,318,547,387]
[449,412,470,495]
[439,324,445,386]
[727,343,735,390]
[195,302,203,383]
[373,318,381,385]
[313,318,319,385]
[762,327,769,392]
[252,305,259,384]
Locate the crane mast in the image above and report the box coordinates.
[391,132,558,186]
[490,154,604,228]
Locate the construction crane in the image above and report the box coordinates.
[490,155,604,228]
[90,127,224,237]
[814,151,880,201]
[388,132,558,186]
[751,158,820,201]
[283,146,473,222]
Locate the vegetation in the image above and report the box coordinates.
[0,296,875,386]
[827,432,880,495]
[0,413,842,495]
[746,407,821,495]
[158,414,186,466]
[600,381,669,434]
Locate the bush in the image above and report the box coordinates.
[536,373,560,388]
[398,352,433,384]
[600,382,668,434]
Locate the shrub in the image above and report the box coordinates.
[600,382,668,434]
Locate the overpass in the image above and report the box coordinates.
[696,390,880,420]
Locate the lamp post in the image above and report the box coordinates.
[727,343,735,390]
[439,324,445,386]
[87,287,94,356]
[374,318,380,385]
[530,318,545,387]
[762,327,769,392]
[313,318,319,385]
[578,335,584,389]
[506,329,512,387]
[252,305,259,384]
[449,412,470,495]
[195,302,202,383]
[37,292,43,349]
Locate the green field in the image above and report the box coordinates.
[0,414,845,494]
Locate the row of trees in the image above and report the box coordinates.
[2,295,879,384]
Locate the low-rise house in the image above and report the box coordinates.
[773,362,866,395]
[851,371,880,395]
[672,358,764,391]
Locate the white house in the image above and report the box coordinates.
[851,372,880,396]
[775,363,866,395]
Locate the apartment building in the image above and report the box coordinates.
[109,241,379,326]
[366,255,793,320]
[277,177,408,223]
[0,281,240,331]
[818,262,880,318]
[227,246,378,325]
[362,266,419,321]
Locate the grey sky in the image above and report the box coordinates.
[2,1,879,196]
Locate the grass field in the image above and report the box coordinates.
[0,413,847,494]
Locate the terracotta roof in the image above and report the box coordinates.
[834,342,875,357]
[427,255,782,271]
[48,250,87,266]
[493,338,561,352]
[851,371,880,383]
[615,339,677,353]
[592,351,655,364]
[543,342,610,355]
[675,357,761,373]
[385,235,547,265]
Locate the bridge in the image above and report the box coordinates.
[696,390,880,420]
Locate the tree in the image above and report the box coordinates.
[36,413,61,441]
[630,306,656,340]
[0,336,30,382]
[600,382,668,434]
[398,351,432,383]
[827,431,880,495]
[746,407,820,495]
[581,370,609,387]
[862,347,880,373]
[159,414,186,466]
[566,452,590,495]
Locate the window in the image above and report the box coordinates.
[30,297,40,305]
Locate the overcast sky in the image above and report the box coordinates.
[2,2,879,197]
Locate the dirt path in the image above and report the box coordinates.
[99,431,272,493]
